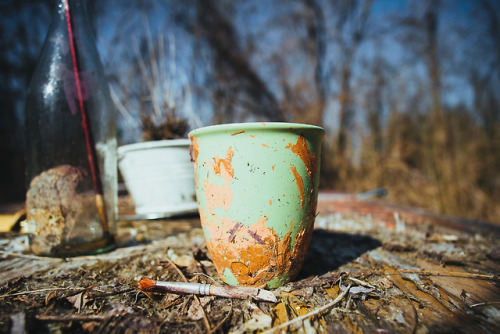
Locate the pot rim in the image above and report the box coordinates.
[117,138,191,155]
[188,122,324,138]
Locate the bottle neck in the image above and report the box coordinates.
[53,0,92,36]
[56,0,88,16]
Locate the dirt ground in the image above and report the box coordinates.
[1,197,499,333]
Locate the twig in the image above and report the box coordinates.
[350,269,499,281]
[348,277,376,288]
[262,284,351,334]
[398,269,498,280]
[133,24,161,120]
[470,301,500,308]
[36,314,106,322]
[210,299,233,334]
[0,284,128,299]
[0,287,84,299]
[0,250,63,261]
[109,86,136,127]
[191,273,218,284]
[140,279,277,303]
[89,288,135,298]
[159,260,186,281]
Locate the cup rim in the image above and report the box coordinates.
[188,122,325,138]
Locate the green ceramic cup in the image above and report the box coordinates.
[189,122,324,289]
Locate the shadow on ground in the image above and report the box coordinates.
[298,229,382,278]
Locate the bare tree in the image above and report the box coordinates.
[395,0,454,212]
[297,0,327,127]
[471,0,500,213]
[191,0,284,123]
[323,0,373,184]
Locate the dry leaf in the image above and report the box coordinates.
[66,293,82,310]
[160,294,182,309]
[187,302,204,321]
[339,283,374,295]
[291,287,314,297]
[66,292,90,312]
[187,296,214,321]
[175,254,195,267]
[284,291,327,331]
[45,290,58,305]
[167,248,195,267]
[285,292,311,317]
[339,277,375,295]
[324,286,340,299]
[231,301,272,334]
[272,302,288,327]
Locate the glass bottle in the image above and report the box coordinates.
[24,0,116,256]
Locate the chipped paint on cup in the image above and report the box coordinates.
[189,122,324,289]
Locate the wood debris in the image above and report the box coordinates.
[0,203,499,333]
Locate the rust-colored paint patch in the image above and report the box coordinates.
[285,135,317,180]
[249,135,255,139]
[289,223,313,277]
[231,130,245,136]
[307,187,318,219]
[189,135,199,163]
[262,143,269,148]
[201,216,310,287]
[189,135,199,187]
[286,135,320,225]
[290,166,305,208]
[204,180,233,210]
[272,165,275,171]
[269,200,272,205]
[213,147,234,181]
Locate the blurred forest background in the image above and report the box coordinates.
[1,0,499,223]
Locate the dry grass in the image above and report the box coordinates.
[320,111,500,224]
